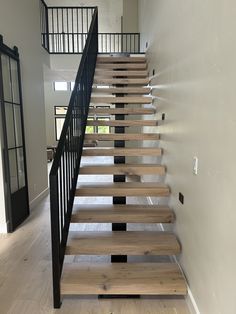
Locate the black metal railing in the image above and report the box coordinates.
[40,0,49,51]
[98,33,140,54]
[44,32,140,54]
[49,7,98,308]
[40,1,141,54]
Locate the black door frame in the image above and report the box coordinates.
[0,35,29,232]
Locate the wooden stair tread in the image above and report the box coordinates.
[66,231,180,256]
[92,87,151,94]
[61,262,187,295]
[71,204,175,223]
[96,63,147,70]
[85,133,160,141]
[87,119,158,127]
[75,182,170,197]
[95,70,148,77]
[97,56,146,63]
[82,147,162,156]
[91,96,152,104]
[94,78,149,85]
[80,164,165,175]
[89,108,155,115]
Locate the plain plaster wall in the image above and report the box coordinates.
[139,1,236,313]
[0,0,48,230]
[123,0,138,33]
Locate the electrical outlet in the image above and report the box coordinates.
[193,157,198,175]
[162,113,165,121]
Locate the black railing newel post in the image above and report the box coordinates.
[50,173,62,309]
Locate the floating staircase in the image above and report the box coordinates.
[61,55,187,298]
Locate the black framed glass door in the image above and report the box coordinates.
[0,35,29,232]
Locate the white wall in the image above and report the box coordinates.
[139,1,236,313]
[123,0,138,33]
[0,0,48,230]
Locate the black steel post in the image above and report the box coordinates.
[111,92,127,263]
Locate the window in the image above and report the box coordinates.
[55,117,65,140]
[86,117,95,134]
[54,106,68,115]
[70,81,75,90]
[54,81,68,91]
[54,106,68,141]
[97,117,110,133]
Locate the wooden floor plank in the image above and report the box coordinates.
[85,133,160,141]
[61,263,187,295]
[80,164,165,175]
[89,108,155,115]
[82,147,163,157]
[94,77,149,85]
[92,87,151,94]
[95,70,148,77]
[91,96,152,104]
[71,204,175,223]
[66,231,180,256]
[86,119,158,127]
[97,56,146,63]
[75,182,170,197]
[96,63,147,70]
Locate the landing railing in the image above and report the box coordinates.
[49,7,98,308]
[40,1,141,54]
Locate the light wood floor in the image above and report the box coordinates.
[0,157,190,314]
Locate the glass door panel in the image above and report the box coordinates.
[0,39,29,232]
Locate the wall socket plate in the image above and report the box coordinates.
[193,157,198,175]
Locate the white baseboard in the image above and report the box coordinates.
[146,196,201,314]
[0,222,8,233]
[30,187,49,210]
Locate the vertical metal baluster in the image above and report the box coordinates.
[56,9,59,52]
[86,8,89,33]
[130,34,131,53]
[71,8,74,53]
[82,9,84,49]
[59,162,63,231]
[66,8,69,53]
[52,9,55,52]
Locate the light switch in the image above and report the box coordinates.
[193,157,198,175]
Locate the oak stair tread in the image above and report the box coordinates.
[66,231,180,256]
[97,56,146,63]
[71,204,175,223]
[80,164,165,175]
[86,119,158,127]
[84,133,160,141]
[91,96,152,104]
[94,77,149,85]
[61,262,187,295]
[92,87,151,94]
[82,147,163,156]
[89,107,155,115]
[96,63,147,70]
[75,182,170,197]
[95,70,148,77]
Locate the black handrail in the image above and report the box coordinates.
[49,7,98,308]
